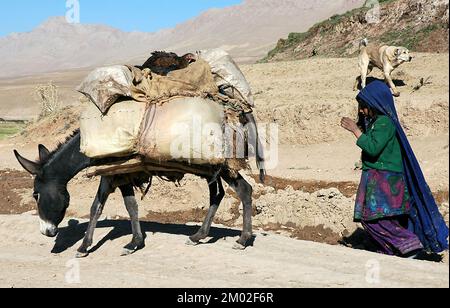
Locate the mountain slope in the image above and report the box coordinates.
[0,0,365,78]
[262,0,449,62]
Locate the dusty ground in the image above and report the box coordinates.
[0,54,448,288]
[0,214,448,288]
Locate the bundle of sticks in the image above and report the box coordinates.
[85,157,219,179]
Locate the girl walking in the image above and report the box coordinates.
[341,80,448,258]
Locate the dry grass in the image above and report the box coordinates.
[34,82,61,118]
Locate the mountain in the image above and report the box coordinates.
[262,0,449,62]
[0,0,365,78]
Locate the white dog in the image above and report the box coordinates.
[355,39,413,97]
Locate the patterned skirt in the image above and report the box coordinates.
[355,169,411,222]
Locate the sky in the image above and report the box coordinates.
[0,0,243,37]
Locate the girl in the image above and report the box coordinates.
[341,80,448,258]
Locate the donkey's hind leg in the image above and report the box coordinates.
[76,176,115,258]
[119,184,145,256]
[222,172,253,250]
[187,178,225,245]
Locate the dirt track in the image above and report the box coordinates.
[0,214,448,288]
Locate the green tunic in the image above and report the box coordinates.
[357,115,403,173]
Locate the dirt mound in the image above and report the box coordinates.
[260,223,342,245]
[0,170,34,215]
[252,175,450,204]
[16,105,82,145]
[252,175,358,197]
[252,184,356,236]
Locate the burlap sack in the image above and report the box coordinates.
[128,59,219,104]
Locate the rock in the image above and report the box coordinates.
[264,187,276,194]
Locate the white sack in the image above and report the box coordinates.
[138,97,226,165]
[80,99,146,158]
[198,49,255,107]
[77,65,133,114]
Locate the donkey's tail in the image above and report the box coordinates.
[245,113,266,184]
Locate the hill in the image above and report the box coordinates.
[262,0,449,62]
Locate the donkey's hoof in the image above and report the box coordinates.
[121,242,144,256]
[186,238,200,246]
[76,251,89,259]
[121,248,136,257]
[233,242,246,251]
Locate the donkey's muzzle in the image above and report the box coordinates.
[40,219,58,238]
[42,229,58,238]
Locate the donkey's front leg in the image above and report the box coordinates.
[119,184,145,256]
[76,176,115,258]
[187,178,225,245]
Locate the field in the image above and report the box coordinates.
[0,122,26,140]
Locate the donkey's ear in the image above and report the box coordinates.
[14,150,41,176]
[38,144,51,162]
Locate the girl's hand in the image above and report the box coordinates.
[341,117,363,139]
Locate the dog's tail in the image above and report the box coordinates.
[359,38,369,50]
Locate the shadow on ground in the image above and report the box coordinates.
[355,77,407,91]
[52,219,442,262]
[340,227,444,263]
[51,219,244,254]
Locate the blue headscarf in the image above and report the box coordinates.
[357,80,449,253]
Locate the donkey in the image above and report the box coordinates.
[14,131,258,257]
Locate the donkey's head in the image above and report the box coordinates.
[14,145,70,237]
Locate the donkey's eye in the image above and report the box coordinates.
[33,192,40,202]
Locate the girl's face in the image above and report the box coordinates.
[359,107,374,118]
